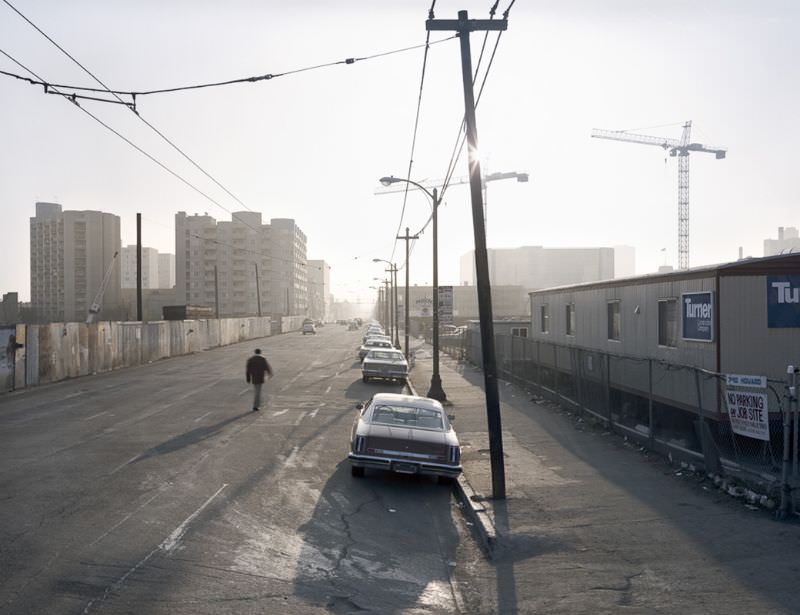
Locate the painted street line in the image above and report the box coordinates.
[109,454,142,476]
[294,411,307,425]
[83,411,109,421]
[194,411,212,422]
[160,484,228,552]
[87,488,165,548]
[272,409,289,417]
[325,385,332,394]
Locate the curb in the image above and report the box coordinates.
[407,371,498,558]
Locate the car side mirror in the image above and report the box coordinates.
[447,414,455,422]
[356,402,364,411]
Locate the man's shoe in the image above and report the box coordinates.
[253,407,260,411]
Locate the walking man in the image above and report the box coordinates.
[246,348,273,411]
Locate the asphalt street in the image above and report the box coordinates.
[0,325,480,614]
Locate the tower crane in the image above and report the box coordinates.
[86,251,119,324]
[591,121,726,270]
[374,170,529,233]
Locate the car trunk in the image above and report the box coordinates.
[364,425,449,462]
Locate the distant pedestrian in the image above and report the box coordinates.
[246,348,273,411]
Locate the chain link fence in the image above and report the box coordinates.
[438,329,799,502]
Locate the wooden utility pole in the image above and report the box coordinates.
[396,227,419,361]
[254,263,262,317]
[214,265,220,318]
[427,9,508,499]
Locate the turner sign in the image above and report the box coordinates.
[767,275,800,328]
[682,292,714,342]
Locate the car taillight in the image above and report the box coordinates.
[354,435,366,453]
[448,446,461,464]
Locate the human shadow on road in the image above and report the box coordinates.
[292,461,461,614]
[130,412,255,465]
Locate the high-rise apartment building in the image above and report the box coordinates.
[158,253,175,289]
[175,212,307,317]
[269,219,308,317]
[459,245,617,291]
[307,260,330,321]
[121,245,160,289]
[30,202,121,322]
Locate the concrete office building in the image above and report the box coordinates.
[764,226,800,256]
[460,245,618,291]
[307,260,330,321]
[121,245,160,289]
[269,218,308,317]
[30,202,121,323]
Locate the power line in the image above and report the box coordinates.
[388,0,437,265]
[2,0,260,224]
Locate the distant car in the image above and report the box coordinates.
[348,321,359,331]
[302,322,316,335]
[358,338,394,361]
[349,393,461,480]
[362,331,389,345]
[361,347,408,382]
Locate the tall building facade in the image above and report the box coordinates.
[269,219,308,316]
[30,202,121,322]
[158,253,175,288]
[764,226,800,256]
[307,260,330,321]
[460,246,617,291]
[175,212,307,317]
[121,245,160,289]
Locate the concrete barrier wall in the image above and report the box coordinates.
[8,316,272,392]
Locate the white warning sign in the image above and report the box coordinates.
[725,390,769,441]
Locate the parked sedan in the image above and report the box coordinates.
[358,338,394,362]
[349,393,461,480]
[361,348,408,382]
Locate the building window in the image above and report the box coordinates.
[565,303,576,336]
[540,304,549,333]
[511,327,528,338]
[607,301,621,341]
[658,299,678,347]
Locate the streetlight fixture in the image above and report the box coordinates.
[373,259,399,348]
[379,175,447,403]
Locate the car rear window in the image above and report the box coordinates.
[369,404,443,430]
[366,350,404,360]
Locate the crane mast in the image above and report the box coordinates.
[592,121,726,270]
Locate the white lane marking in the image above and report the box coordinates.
[194,411,212,423]
[83,484,227,613]
[161,484,228,552]
[237,387,251,397]
[309,402,325,419]
[272,409,289,417]
[87,488,164,548]
[109,454,142,476]
[83,411,109,421]
[283,446,299,469]
[294,411,307,425]
[325,385,332,394]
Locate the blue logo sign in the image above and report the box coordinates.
[767,275,800,328]
[682,292,714,342]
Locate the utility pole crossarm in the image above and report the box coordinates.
[426,18,507,32]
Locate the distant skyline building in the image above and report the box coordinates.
[121,245,159,289]
[307,259,330,321]
[30,202,121,322]
[459,245,620,291]
[175,212,308,317]
[764,226,800,256]
[158,253,175,289]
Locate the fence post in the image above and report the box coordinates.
[536,341,541,388]
[791,366,799,478]
[695,368,721,475]
[604,352,612,429]
[779,366,796,518]
[553,344,559,400]
[575,348,584,417]
[648,359,655,449]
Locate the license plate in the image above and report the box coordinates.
[392,462,418,474]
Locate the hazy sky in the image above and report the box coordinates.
[2,1,798,302]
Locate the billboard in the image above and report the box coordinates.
[767,275,800,328]
[682,291,714,342]
[438,286,453,324]
[411,296,433,318]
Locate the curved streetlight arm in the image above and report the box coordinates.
[379,176,435,204]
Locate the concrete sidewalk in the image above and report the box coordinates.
[409,342,800,614]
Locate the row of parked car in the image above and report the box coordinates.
[348,321,461,483]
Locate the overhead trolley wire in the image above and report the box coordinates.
[387,0,437,265]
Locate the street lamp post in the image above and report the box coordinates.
[379,176,447,402]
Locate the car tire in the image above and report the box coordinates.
[351,466,365,478]
[362,375,369,383]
